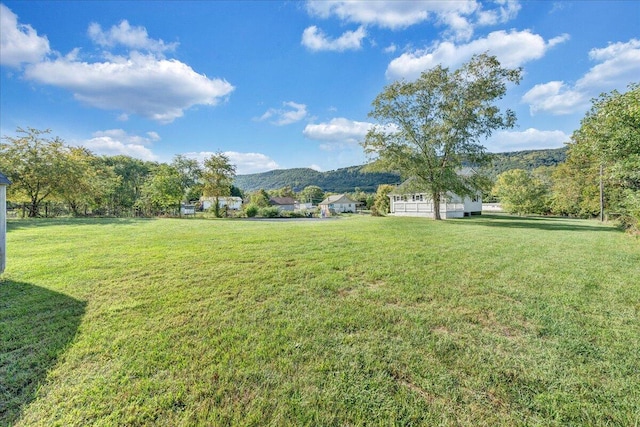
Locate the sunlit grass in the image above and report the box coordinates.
[2,215,639,426]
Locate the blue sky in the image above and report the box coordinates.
[1,1,638,174]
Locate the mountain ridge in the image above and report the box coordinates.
[233,147,568,193]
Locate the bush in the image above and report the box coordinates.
[244,203,259,218]
[258,206,280,218]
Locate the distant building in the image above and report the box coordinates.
[319,194,358,213]
[180,204,196,215]
[200,196,243,211]
[0,171,12,274]
[269,197,296,211]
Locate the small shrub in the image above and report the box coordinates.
[244,203,259,218]
[259,206,281,218]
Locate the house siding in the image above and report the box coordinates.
[389,192,482,219]
[319,194,358,213]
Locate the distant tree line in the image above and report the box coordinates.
[491,84,639,231]
[0,128,238,218]
[0,129,376,218]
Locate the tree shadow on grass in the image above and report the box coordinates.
[455,214,621,233]
[0,279,86,425]
[6,217,148,233]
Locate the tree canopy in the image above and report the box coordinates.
[363,53,521,219]
[202,152,236,217]
[0,128,69,217]
[492,169,548,216]
[563,83,640,229]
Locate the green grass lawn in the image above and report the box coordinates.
[1,215,639,426]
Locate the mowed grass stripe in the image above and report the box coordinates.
[2,215,638,426]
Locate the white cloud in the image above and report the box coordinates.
[476,0,521,26]
[484,128,570,152]
[303,117,374,145]
[387,29,567,80]
[306,1,466,30]
[184,151,280,175]
[82,129,160,160]
[0,4,50,67]
[146,131,160,141]
[521,81,587,115]
[522,38,640,115]
[384,44,397,54]
[309,164,323,172]
[3,11,233,123]
[438,11,474,42]
[548,33,570,48]
[257,101,308,126]
[88,20,178,54]
[578,39,640,90]
[305,0,520,41]
[301,25,366,52]
[25,52,234,123]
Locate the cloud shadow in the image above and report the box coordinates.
[0,279,86,425]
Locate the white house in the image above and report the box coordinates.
[388,173,482,219]
[0,171,11,274]
[201,196,243,211]
[319,194,358,213]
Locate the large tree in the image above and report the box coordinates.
[363,54,522,219]
[0,128,69,217]
[299,185,324,204]
[565,83,639,228]
[492,169,548,216]
[171,154,203,203]
[202,152,236,217]
[56,147,119,216]
[371,184,394,216]
[139,164,184,215]
[101,155,155,215]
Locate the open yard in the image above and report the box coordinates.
[1,215,639,426]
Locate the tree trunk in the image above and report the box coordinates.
[432,192,442,220]
[69,201,79,217]
[214,196,220,218]
[28,198,39,217]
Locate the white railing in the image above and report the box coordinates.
[393,202,465,213]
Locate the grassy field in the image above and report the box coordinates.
[1,215,639,426]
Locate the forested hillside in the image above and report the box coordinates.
[233,166,402,193]
[482,147,567,178]
[234,148,568,192]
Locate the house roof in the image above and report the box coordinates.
[0,171,11,185]
[388,177,423,196]
[269,196,296,206]
[319,194,357,205]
